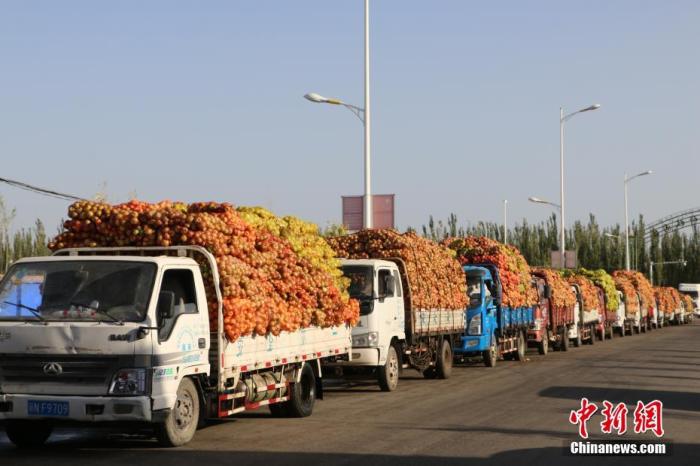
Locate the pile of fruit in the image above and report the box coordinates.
[681,293,695,314]
[611,272,640,313]
[578,268,620,312]
[328,229,467,310]
[444,236,537,308]
[654,286,680,315]
[49,200,359,342]
[562,272,600,311]
[614,270,654,310]
[531,267,576,308]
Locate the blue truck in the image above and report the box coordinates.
[454,264,535,367]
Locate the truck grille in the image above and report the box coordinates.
[0,354,121,395]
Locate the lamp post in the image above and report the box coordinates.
[503,199,508,245]
[624,170,653,270]
[560,104,601,268]
[304,1,372,229]
[529,196,562,266]
[605,232,636,270]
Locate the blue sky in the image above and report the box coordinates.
[0,1,698,233]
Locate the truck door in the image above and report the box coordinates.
[377,268,402,339]
[151,267,210,412]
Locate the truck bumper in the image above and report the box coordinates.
[0,394,152,423]
[454,335,488,354]
[326,348,381,367]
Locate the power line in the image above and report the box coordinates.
[0,176,86,202]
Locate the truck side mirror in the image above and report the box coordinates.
[544,285,552,299]
[157,291,175,322]
[494,283,503,303]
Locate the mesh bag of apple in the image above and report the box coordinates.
[327,229,467,310]
[611,272,640,313]
[654,287,676,315]
[48,200,359,342]
[578,268,620,312]
[682,293,694,313]
[443,236,537,308]
[531,267,576,308]
[561,271,600,311]
[614,270,654,311]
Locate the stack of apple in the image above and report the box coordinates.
[611,272,640,313]
[327,229,467,310]
[681,293,694,315]
[49,200,359,341]
[654,287,676,315]
[531,267,576,308]
[578,268,620,312]
[614,270,655,311]
[562,272,599,311]
[444,236,537,308]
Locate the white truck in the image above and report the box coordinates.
[679,283,700,320]
[568,285,599,346]
[325,259,465,391]
[0,246,351,447]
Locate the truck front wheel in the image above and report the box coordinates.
[515,331,526,361]
[560,327,569,352]
[156,377,200,447]
[378,345,400,391]
[483,336,498,367]
[5,420,52,449]
[537,330,549,355]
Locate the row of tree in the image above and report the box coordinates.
[415,213,699,287]
[0,197,51,273]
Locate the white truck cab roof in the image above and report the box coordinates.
[12,254,199,268]
[340,258,397,268]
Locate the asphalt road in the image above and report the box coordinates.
[2,322,699,465]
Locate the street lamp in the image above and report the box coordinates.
[529,196,562,266]
[503,200,508,245]
[304,1,372,229]
[560,104,601,268]
[624,170,653,270]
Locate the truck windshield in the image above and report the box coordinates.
[467,276,482,308]
[343,265,374,300]
[0,261,157,322]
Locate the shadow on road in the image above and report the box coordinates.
[0,442,696,466]
[539,386,700,412]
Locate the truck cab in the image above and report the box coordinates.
[0,252,212,446]
[329,259,405,391]
[678,283,700,318]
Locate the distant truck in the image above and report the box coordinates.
[568,284,599,346]
[593,286,616,341]
[529,271,575,354]
[454,264,535,367]
[679,283,700,319]
[0,246,352,447]
[328,258,465,391]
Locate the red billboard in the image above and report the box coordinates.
[342,195,395,231]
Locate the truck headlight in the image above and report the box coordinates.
[352,332,379,347]
[109,368,146,395]
[468,314,482,335]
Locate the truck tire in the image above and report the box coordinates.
[560,327,570,352]
[515,331,526,361]
[599,325,605,342]
[5,420,52,449]
[537,330,549,355]
[589,325,595,345]
[483,335,498,367]
[377,345,400,391]
[285,363,316,418]
[156,378,200,447]
[435,339,453,379]
[573,328,581,348]
[607,325,614,339]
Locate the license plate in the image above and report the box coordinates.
[27,400,69,417]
